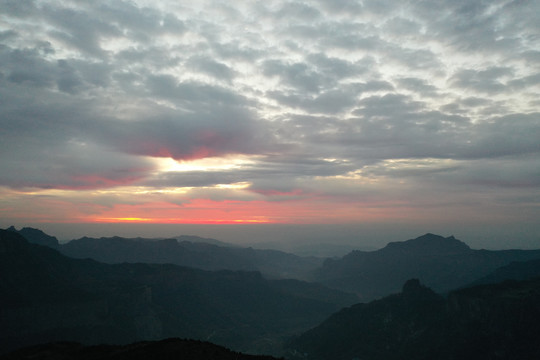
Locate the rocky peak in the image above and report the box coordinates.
[384,233,471,255]
[6,226,59,249]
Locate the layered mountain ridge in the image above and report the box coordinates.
[287,277,540,360]
[313,233,540,300]
[0,230,355,356]
[5,227,540,359]
[1,338,281,360]
[6,227,323,281]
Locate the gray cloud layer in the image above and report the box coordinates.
[0,0,539,226]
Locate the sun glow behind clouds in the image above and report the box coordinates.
[158,155,261,172]
[0,0,539,244]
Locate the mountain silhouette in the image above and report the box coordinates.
[0,230,356,356]
[1,338,282,360]
[59,234,323,280]
[7,226,59,249]
[287,277,540,360]
[467,258,540,286]
[312,233,540,300]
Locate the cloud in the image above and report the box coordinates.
[0,138,155,190]
[262,59,325,93]
[99,106,274,161]
[449,67,515,94]
[186,56,236,83]
[0,0,538,232]
[43,5,122,58]
[396,77,440,98]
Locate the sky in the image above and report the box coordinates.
[1,0,539,249]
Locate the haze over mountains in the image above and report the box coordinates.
[315,233,540,301]
[6,226,323,281]
[287,277,540,360]
[3,226,540,359]
[0,229,355,356]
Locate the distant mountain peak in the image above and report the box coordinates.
[383,233,470,254]
[402,278,423,292]
[5,226,59,249]
[401,278,440,301]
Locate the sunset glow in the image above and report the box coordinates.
[1,0,539,246]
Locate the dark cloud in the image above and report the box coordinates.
[43,5,122,58]
[508,73,540,90]
[1,0,37,17]
[210,41,265,62]
[99,106,274,161]
[384,46,442,70]
[262,59,325,93]
[449,67,515,94]
[267,88,357,114]
[460,97,492,108]
[186,56,236,83]
[314,0,363,14]
[0,141,154,190]
[465,113,540,159]
[383,17,422,36]
[277,2,321,20]
[307,53,367,79]
[0,30,18,42]
[267,80,393,114]
[146,74,253,109]
[396,77,440,98]
[0,44,110,94]
[1,46,55,88]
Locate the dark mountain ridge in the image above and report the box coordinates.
[0,338,281,360]
[9,227,540,302]
[313,233,540,300]
[288,277,540,360]
[6,226,59,249]
[383,233,470,254]
[0,230,356,356]
[55,233,323,281]
[61,236,257,272]
[467,258,540,287]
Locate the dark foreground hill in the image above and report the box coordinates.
[287,277,540,360]
[313,233,540,300]
[0,230,356,356]
[0,338,281,360]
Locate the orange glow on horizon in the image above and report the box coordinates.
[92,217,273,224]
[72,197,407,226]
[2,186,430,225]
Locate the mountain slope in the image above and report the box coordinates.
[0,338,281,360]
[59,235,323,280]
[6,226,59,249]
[61,236,257,271]
[0,230,355,356]
[287,277,540,360]
[313,233,540,300]
[467,258,540,287]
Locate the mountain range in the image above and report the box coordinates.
[11,228,540,299]
[312,233,540,300]
[4,227,540,359]
[287,277,540,360]
[6,227,323,281]
[0,230,356,356]
[0,339,281,360]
